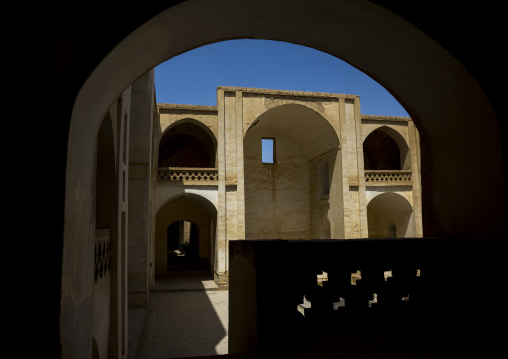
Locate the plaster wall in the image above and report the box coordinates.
[244,129,311,239]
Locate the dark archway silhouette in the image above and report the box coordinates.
[363,127,410,170]
[159,121,216,168]
[53,2,505,358]
[364,130,401,170]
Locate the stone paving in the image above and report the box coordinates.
[128,276,228,359]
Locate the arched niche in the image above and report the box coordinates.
[245,103,340,159]
[363,126,410,170]
[243,103,340,240]
[158,120,217,168]
[367,192,415,238]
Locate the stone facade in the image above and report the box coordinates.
[151,85,422,284]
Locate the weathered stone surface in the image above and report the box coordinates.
[152,86,422,285]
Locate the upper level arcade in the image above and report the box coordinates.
[156,104,219,185]
[361,115,418,187]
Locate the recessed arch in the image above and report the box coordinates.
[160,117,218,146]
[243,102,340,240]
[156,189,218,213]
[363,126,410,170]
[367,192,415,238]
[158,119,217,168]
[245,103,340,159]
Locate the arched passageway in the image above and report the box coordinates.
[57,1,506,358]
[243,104,340,239]
[367,192,415,238]
[155,193,217,276]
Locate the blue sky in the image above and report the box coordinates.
[154,39,409,117]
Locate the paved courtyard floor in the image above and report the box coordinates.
[128,276,228,359]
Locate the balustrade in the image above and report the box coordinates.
[365,170,412,184]
[229,238,448,357]
[157,167,218,183]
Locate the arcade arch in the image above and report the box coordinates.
[243,103,340,239]
[363,126,410,170]
[367,192,415,238]
[154,193,217,276]
[158,119,217,168]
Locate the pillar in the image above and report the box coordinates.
[215,88,246,285]
[127,70,155,306]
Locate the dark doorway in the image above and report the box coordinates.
[167,220,204,271]
[363,129,401,170]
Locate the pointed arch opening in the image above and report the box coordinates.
[363,126,410,170]
[158,120,217,168]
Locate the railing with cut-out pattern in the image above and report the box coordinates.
[229,238,446,357]
[157,167,219,183]
[364,170,412,184]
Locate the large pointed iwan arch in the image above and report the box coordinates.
[243,103,341,239]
